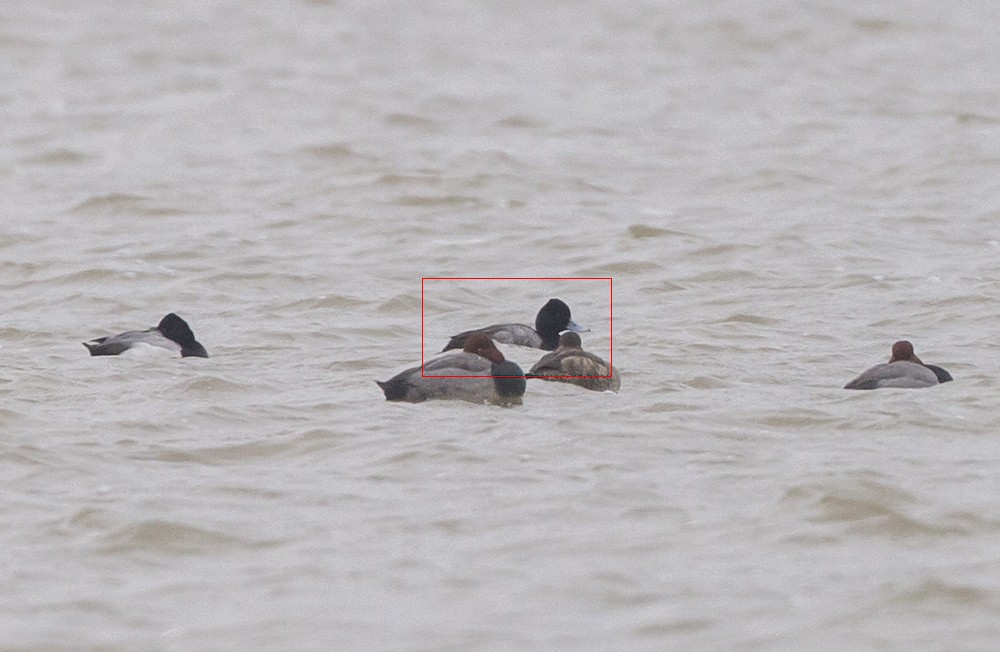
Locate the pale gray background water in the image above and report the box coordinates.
[3,1,1000,650]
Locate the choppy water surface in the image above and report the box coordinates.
[4,0,1000,649]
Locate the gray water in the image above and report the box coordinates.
[4,1,1000,650]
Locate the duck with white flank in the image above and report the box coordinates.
[83,313,208,358]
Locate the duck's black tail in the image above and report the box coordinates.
[376,378,408,401]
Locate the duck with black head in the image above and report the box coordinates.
[83,313,208,358]
[442,298,587,352]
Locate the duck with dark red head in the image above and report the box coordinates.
[844,340,951,390]
[378,333,525,405]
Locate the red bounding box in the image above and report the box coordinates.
[421,277,613,378]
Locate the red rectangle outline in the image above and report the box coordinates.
[421,277,613,378]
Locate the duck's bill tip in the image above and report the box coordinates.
[566,320,589,333]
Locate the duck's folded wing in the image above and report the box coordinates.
[528,350,561,376]
[443,324,540,351]
[83,329,153,356]
[844,362,938,389]
[423,352,494,375]
[531,351,611,377]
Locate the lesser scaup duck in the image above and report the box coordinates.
[527,332,621,392]
[83,313,208,358]
[378,333,525,405]
[844,340,951,390]
[441,298,587,352]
